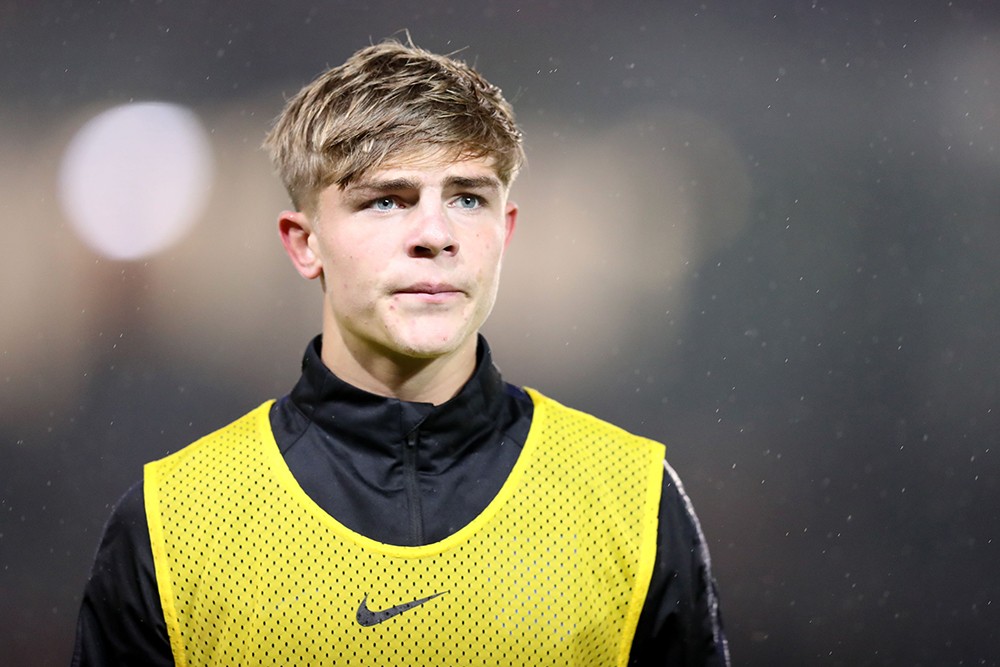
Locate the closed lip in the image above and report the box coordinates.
[396,282,464,295]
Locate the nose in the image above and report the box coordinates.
[408,201,458,258]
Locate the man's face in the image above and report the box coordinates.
[299,150,517,363]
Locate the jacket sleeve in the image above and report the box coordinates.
[71,480,174,667]
[628,461,730,667]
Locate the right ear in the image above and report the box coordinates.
[278,211,324,280]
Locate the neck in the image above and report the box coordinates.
[319,326,478,406]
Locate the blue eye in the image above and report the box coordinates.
[370,197,398,211]
[455,195,482,209]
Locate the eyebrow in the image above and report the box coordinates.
[346,177,419,194]
[443,175,503,191]
[345,174,503,196]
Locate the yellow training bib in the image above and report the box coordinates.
[146,389,664,666]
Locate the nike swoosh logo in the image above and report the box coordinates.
[356,591,448,627]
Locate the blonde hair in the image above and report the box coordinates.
[264,38,525,212]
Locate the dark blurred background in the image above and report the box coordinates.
[2,1,998,665]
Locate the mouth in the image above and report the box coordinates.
[394,282,465,303]
[396,282,464,296]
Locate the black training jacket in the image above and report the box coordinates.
[72,335,729,666]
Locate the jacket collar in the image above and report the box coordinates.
[288,334,508,468]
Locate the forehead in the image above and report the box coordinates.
[360,146,500,182]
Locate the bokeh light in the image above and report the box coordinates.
[58,102,213,260]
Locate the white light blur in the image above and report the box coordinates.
[58,102,214,260]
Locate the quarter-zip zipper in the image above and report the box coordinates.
[404,430,425,545]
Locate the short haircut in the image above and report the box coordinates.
[264,38,525,213]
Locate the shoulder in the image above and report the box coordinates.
[85,479,158,605]
[97,480,149,552]
[76,480,172,666]
[524,387,666,455]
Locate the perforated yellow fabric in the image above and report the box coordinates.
[145,389,664,667]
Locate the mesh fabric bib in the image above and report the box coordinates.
[146,389,664,666]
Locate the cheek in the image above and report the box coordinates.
[324,258,383,317]
[472,229,505,270]
[472,248,505,295]
[328,235,393,290]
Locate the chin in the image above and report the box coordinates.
[387,324,473,360]
[390,337,463,360]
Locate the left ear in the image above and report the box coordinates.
[503,201,518,252]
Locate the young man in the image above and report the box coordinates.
[73,40,729,666]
